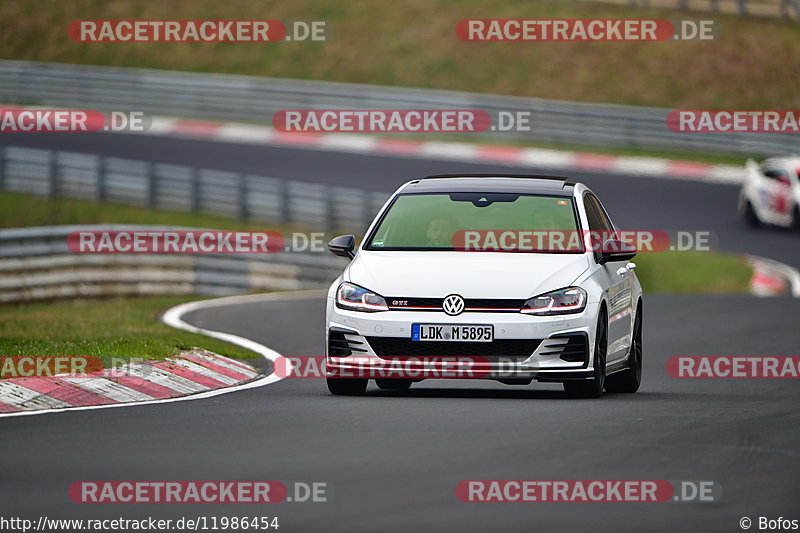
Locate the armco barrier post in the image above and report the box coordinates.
[360,190,371,232]
[279,180,290,225]
[96,155,107,202]
[324,185,335,232]
[146,162,156,208]
[47,150,58,198]
[0,146,5,190]
[738,0,748,15]
[238,173,249,221]
[191,167,201,213]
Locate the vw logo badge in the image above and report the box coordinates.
[442,294,465,316]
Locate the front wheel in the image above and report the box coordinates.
[605,305,642,393]
[742,200,761,227]
[563,313,607,399]
[327,377,368,396]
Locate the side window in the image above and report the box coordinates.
[763,169,790,184]
[583,194,612,258]
[583,195,602,232]
[589,195,614,233]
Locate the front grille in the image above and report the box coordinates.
[466,298,528,310]
[386,297,526,312]
[364,337,541,362]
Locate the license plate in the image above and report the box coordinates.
[411,324,494,342]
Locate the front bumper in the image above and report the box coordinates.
[326,301,599,381]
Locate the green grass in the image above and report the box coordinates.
[0,190,295,231]
[0,296,260,369]
[1,0,798,110]
[634,251,752,293]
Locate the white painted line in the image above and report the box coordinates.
[708,165,747,185]
[0,291,320,418]
[61,377,155,403]
[0,382,71,410]
[319,134,379,153]
[518,148,576,168]
[143,116,179,136]
[613,157,670,177]
[419,141,479,160]
[217,123,273,144]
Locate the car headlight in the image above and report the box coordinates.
[520,287,587,315]
[336,282,388,312]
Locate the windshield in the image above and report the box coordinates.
[365,192,584,253]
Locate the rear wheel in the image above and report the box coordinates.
[376,378,412,390]
[564,312,607,399]
[327,377,368,396]
[792,206,800,231]
[605,305,643,393]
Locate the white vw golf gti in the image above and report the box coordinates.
[325,175,643,398]
[739,157,800,229]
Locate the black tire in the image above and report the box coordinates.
[742,200,760,227]
[563,312,607,399]
[605,305,643,394]
[792,206,800,231]
[375,378,412,390]
[327,377,368,396]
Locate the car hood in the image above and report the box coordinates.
[345,251,591,298]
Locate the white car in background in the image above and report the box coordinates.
[740,157,800,229]
[324,175,643,399]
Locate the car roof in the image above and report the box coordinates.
[398,174,576,197]
[763,156,800,168]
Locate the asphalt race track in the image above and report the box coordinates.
[2,294,799,532]
[2,132,799,532]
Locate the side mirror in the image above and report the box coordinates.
[598,239,637,265]
[328,235,356,259]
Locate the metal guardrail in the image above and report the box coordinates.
[616,0,800,19]
[0,143,377,303]
[0,225,348,303]
[0,61,796,156]
[0,145,389,233]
